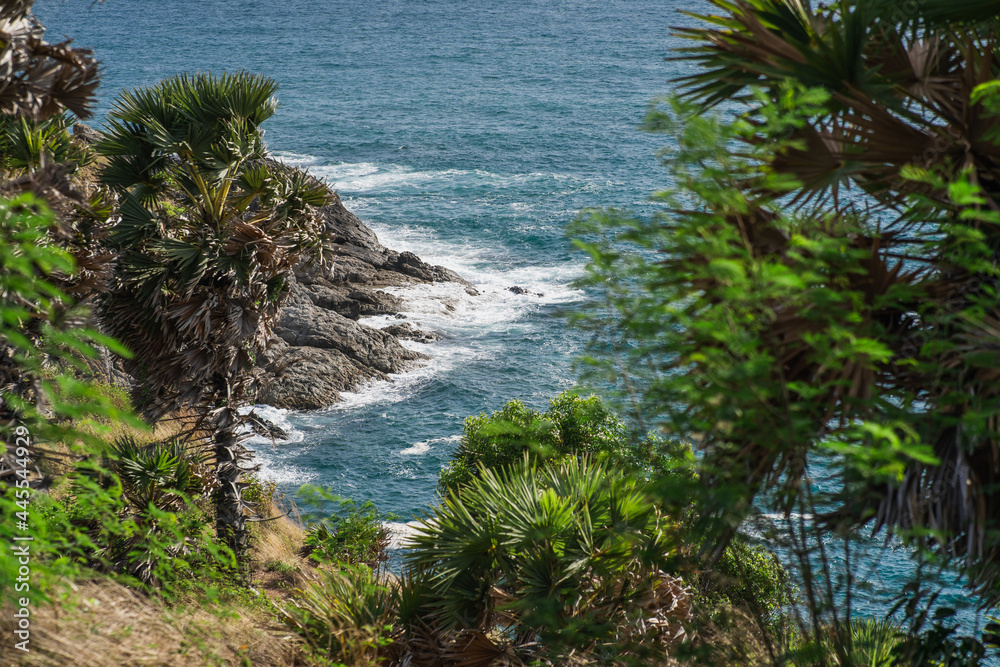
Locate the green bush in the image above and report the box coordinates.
[437,390,694,494]
[703,535,793,634]
[297,486,391,569]
[282,564,398,665]
[0,113,87,172]
[410,456,688,661]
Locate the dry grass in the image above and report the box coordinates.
[676,605,776,666]
[0,577,305,667]
[252,501,315,597]
[0,496,316,667]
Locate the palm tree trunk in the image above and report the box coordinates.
[213,407,250,564]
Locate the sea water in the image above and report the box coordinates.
[36,0,995,646]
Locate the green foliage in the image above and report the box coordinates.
[1,457,235,606]
[569,78,1000,652]
[97,71,332,421]
[707,536,793,634]
[282,564,398,666]
[242,472,277,509]
[0,194,142,449]
[0,194,159,609]
[96,71,334,561]
[297,485,391,569]
[841,618,904,667]
[109,436,217,514]
[437,390,692,494]
[0,113,86,172]
[634,3,1000,643]
[409,456,686,660]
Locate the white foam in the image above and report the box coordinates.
[239,404,305,445]
[308,161,584,195]
[383,520,425,550]
[322,339,486,412]
[238,405,315,486]
[398,434,461,457]
[271,151,324,168]
[399,441,430,456]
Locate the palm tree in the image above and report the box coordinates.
[96,72,331,559]
[672,0,1000,597]
[403,456,691,663]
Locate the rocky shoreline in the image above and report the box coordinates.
[254,190,473,410]
[75,121,474,413]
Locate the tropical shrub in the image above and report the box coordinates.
[644,0,1000,619]
[302,500,390,570]
[283,564,399,666]
[296,485,392,570]
[410,455,691,662]
[0,195,138,454]
[0,113,85,173]
[835,618,903,667]
[109,436,218,514]
[704,536,793,636]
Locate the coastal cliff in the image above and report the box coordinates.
[254,190,472,410]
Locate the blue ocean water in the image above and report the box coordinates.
[36,0,995,647]
[39,0,687,515]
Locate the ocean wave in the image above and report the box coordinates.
[398,434,461,457]
[238,405,316,486]
[270,151,325,168]
[384,520,425,550]
[320,338,491,413]
[276,156,590,196]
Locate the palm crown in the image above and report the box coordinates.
[97,71,330,419]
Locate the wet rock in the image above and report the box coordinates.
[246,409,290,441]
[382,323,441,344]
[251,178,473,410]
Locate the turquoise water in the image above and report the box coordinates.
[36,0,994,646]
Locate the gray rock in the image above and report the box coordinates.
[257,339,379,410]
[507,285,543,297]
[73,123,102,144]
[274,291,423,374]
[319,193,384,252]
[348,289,404,316]
[249,173,474,410]
[300,283,361,319]
[246,409,290,440]
[394,251,469,285]
[382,323,442,344]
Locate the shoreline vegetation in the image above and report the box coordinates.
[3,0,1000,665]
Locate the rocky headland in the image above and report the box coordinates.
[254,190,473,410]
